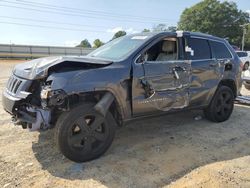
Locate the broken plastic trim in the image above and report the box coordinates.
[26,107,51,131]
[94,92,115,116]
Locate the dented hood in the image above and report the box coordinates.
[13,56,113,80]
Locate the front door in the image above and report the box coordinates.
[132,35,191,116]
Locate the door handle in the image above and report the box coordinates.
[173,68,180,80]
[174,66,186,72]
[173,66,186,80]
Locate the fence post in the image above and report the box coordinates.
[9,44,12,59]
[30,46,32,59]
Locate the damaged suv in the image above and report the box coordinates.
[2,31,242,162]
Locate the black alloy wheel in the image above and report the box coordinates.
[204,86,234,122]
[55,103,116,162]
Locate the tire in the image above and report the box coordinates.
[55,103,116,162]
[243,62,249,71]
[204,86,234,122]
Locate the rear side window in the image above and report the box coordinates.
[210,41,232,59]
[187,38,211,60]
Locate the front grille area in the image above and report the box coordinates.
[6,75,23,94]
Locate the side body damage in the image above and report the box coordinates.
[2,32,242,131]
[2,31,242,162]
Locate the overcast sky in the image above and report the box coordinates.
[0,0,249,47]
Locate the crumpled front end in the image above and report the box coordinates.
[2,56,113,131]
[2,73,51,131]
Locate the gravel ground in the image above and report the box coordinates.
[0,60,250,188]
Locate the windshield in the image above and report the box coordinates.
[87,35,150,61]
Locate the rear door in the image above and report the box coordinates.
[185,36,222,107]
[209,40,234,71]
[132,35,191,116]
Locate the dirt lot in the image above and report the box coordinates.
[0,60,250,188]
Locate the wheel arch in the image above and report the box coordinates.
[67,90,124,126]
[218,79,237,98]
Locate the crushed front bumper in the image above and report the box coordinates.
[2,89,22,114]
[2,74,51,131]
[2,88,51,131]
[2,74,32,113]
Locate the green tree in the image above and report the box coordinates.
[142,28,150,32]
[76,39,92,48]
[167,26,177,32]
[178,0,249,46]
[112,30,126,40]
[152,24,168,32]
[93,39,104,48]
[152,24,177,32]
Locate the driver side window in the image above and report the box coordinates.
[144,37,179,62]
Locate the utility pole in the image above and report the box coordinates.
[240,23,249,51]
[241,11,250,51]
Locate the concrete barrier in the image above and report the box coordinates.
[0,44,94,58]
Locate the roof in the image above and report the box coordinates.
[128,31,225,42]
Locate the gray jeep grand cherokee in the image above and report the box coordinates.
[2,31,242,162]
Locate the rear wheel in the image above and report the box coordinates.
[55,103,116,162]
[204,86,234,122]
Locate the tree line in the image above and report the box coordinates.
[77,0,250,50]
[76,26,176,48]
[76,30,127,48]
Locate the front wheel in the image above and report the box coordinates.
[55,103,116,162]
[204,86,234,122]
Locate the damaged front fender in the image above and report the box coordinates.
[13,56,113,80]
[42,63,131,120]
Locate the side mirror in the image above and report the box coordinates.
[136,54,146,64]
